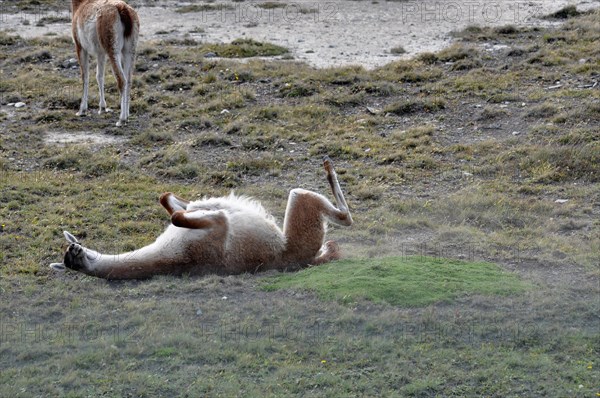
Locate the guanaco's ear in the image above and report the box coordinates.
[160,192,190,215]
[63,231,79,244]
[49,263,66,272]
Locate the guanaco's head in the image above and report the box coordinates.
[49,231,91,273]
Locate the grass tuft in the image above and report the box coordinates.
[384,98,445,115]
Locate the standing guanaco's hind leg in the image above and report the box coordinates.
[75,47,90,117]
[282,157,352,266]
[96,51,107,114]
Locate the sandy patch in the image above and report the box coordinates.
[44,131,126,145]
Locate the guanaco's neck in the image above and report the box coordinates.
[82,230,189,279]
[89,244,164,279]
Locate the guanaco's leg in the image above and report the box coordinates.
[323,156,352,225]
[312,240,341,265]
[96,51,107,114]
[282,157,352,265]
[75,46,90,117]
[170,209,227,231]
[170,209,230,273]
[160,192,190,215]
[121,45,136,120]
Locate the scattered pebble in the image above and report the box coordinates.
[555,199,569,204]
[221,296,228,300]
[14,102,26,108]
[546,84,562,90]
[62,58,78,68]
[512,131,520,136]
[220,109,230,114]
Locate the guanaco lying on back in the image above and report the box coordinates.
[50,157,353,279]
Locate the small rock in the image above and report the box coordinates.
[366,106,381,115]
[196,309,203,316]
[221,296,228,300]
[14,102,26,108]
[7,103,15,107]
[152,63,159,68]
[220,109,230,115]
[204,52,217,58]
[578,58,587,64]
[62,58,78,68]
[462,171,473,177]
[512,131,520,136]
[554,199,569,204]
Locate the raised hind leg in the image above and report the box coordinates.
[169,208,231,274]
[282,157,352,266]
[312,240,341,265]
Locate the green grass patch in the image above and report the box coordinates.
[202,39,288,58]
[263,256,528,307]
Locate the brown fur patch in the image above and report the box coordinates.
[116,3,135,38]
[171,210,227,230]
[160,192,175,215]
[160,192,190,215]
[96,10,125,92]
